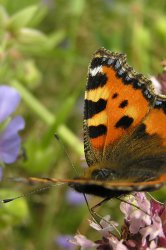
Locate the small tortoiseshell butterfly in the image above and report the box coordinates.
[69,48,166,198]
[7,48,166,202]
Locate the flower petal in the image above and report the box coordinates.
[0,86,21,123]
[89,215,119,237]
[120,193,152,234]
[56,235,75,250]
[0,116,25,163]
[66,189,85,205]
[120,196,135,220]
[70,234,98,248]
[151,76,162,94]
[89,220,102,231]
[128,209,151,234]
[160,207,166,235]
[140,215,165,245]
[134,192,151,214]
[109,236,128,250]
[151,200,165,216]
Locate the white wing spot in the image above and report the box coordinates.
[89,66,102,76]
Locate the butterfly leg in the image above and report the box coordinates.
[83,194,110,226]
[83,193,100,223]
[90,197,111,214]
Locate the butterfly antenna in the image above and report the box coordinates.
[1,183,65,204]
[54,133,79,175]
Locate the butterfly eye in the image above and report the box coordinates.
[91,168,111,180]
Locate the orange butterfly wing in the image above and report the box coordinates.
[79,48,166,197]
[84,48,154,166]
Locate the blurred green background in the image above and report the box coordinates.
[0,0,165,249]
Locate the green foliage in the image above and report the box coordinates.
[0,0,165,249]
[7,5,39,30]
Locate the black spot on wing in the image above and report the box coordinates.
[87,73,107,90]
[112,93,118,99]
[84,99,107,119]
[89,125,107,138]
[119,100,128,108]
[115,116,133,129]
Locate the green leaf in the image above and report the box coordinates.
[7,5,38,31]
[27,4,48,27]
[17,29,66,55]
[17,28,48,46]
[47,30,66,48]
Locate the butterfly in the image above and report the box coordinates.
[69,48,166,198]
[3,48,166,204]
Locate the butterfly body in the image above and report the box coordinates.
[70,48,166,198]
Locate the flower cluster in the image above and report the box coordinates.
[69,193,166,250]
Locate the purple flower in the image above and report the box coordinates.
[120,193,151,234]
[70,193,166,250]
[70,234,98,248]
[66,189,85,205]
[151,61,166,95]
[140,215,164,246]
[89,215,118,237]
[0,85,24,166]
[109,237,128,250]
[157,61,166,94]
[151,76,162,94]
[120,193,166,249]
[56,235,75,250]
[0,85,21,123]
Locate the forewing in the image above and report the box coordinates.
[84,48,155,166]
